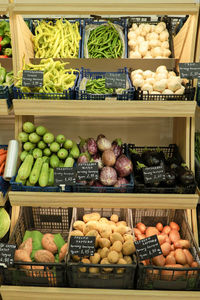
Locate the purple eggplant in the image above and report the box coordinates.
[100,166,117,186]
[77,152,90,164]
[87,138,98,155]
[93,153,104,169]
[111,140,122,158]
[97,134,105,141]
[79,136,88,153]
[115,154,133,177]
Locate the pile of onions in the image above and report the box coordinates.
[128,22,171,59]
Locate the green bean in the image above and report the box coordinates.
[86,78,113,94]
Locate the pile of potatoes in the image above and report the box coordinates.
[69,212,136,274]
[131,66,185,95]
[128,22,171,58]
[134,221,199,279]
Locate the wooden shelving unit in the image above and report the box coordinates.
[0,192,8,206]
[1,1,200,299]
[0,100,12,115]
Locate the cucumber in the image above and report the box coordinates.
[20,150,28,162]
[64,157,74,167]
[50,154,59,168]
[29,157,43,185]
[39,162,49,187]
[15,174,26,185]
[48,168,54,186]
[18,154,34,180]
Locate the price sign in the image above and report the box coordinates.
[134,235,162,261]
[105,73,126,89]
[179,62,200,79]
[54,167,76,185]
[0,243,16,268]
[22,70,44,87]
[69,236,95,257]
[77,162,99,181]
[143,165,165,184]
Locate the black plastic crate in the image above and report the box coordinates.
[128,144,196,194]
[2,207,72,287]
[131,208,200,290]
[73,144,134,193]
[0,145,9,196]
[0,85,13,109]
[67,208,137,289]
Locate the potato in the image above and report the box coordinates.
[79,258,90,273]
[14,249,32,269]
[112,241,123,253]
[146,227,159,237]
[165,254,176,265]
[183,249,193,266]
[110,232,124,244]
[90,252,101,264]
[117,258,127,273]
[86,230,99,247]
[175,249,187,265]
[169,230,180,243]
[122,240,136,256]
[136,222,146,234]
[169,221,180,231]
[99,217,109,224]
[123,234,134,242]
[100,247,109,259]
[107,251,119,264]
[152,254,165,266]
[59,243,68,262]
[89,267,99,274]
[174,239,190,249]
[124,255,133,264]
[114,225,127,235]
[161,242,171,256]
[42,233,58,254]
[70,230,84,237]
[98,237,111,249]
[19,238,32,256]
[72,255,81,262]
[116,221,127,227]
[134,228,142,237]
[73,220,85,232]
[99,223,112,239]
[100,258,113,273]
[162,226,171,235]
[110,214,119,223]
[156,223,163,232]
[118,252,123,259]
[35,250,55,263]
[83,221,99,234]
[83,212,101,223]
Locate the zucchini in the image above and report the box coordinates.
[48,168,54,186]
[26,179,35,186]
[18,154,34,180]
[29,157,43,185]
[39,162,49,187]
[15,174,26,185]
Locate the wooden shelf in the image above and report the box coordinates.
[0,100,12,116]
[13,100,196,118]
[1,286,200,300]
[0,192,8,207]
[8,191,199,209]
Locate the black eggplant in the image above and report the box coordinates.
[141,150,164,167]
[164,169,176,187]
[135,161,146,182]
[166,154,183,170]
[176,166,194,186]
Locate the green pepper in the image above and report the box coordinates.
[3,22,10,33]
[0,21,7,30]
[0,66,6,84]
[0,28,4,36]
[3,48,12,57]
[0,36,10,47]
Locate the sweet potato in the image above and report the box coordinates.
[174,249,187,265]
[134,228,142,237]
[161,242,171,256]
[146,227,159,237]
[156,222,163,232]
[165,254,176,265]
[152,254,165,266]
[136,222,146,234]
[59,243,68,262]
[162,226,171,235]
[174,239,190,249]
[137,234,146,240]
[19,238,32,256]
[34,250,55,263]
[183,249,193,266]
[169,222,180,231]
[169,230,180,243]
[14,249,32,269]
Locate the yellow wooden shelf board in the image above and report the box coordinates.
[1,286,200,300]
[8,191,199,209]
[0,100,12,116]
[13,100,196,118]
[10,1,199,15]
[0,192,8,206]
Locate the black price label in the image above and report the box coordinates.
[69,236,95,257]
[22,70,44,87]
[143,165,165,184]
[77,162,99,181]
[105,73,126,89]
[0,243,16,268]
[54,167,76,186]
[179,62,200,79]
[134,235,162,261]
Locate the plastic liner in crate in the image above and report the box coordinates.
[131,209,200,290]
[0,145,9,197]
[2,206,72,287]
[76,68,134,101]
[82,17,127,58]
[73,144,134,193]
[67,208,137,289]
[32,18,82,58]
[0,85,13,109]
[128,143,196,194]
[127,16,174,58]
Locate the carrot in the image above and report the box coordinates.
[0,161,5,175]
[0,149,7,155]
[0,153,7,166]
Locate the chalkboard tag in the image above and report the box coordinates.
[179,62,200,79]
[69,236,95,257]
[54,167,76,186]
[0,243,16,268]
[143,165,165,184]
[134,235,162,261]
[22,70,44,87]
[77,162,99,181]
[105,73,126,89]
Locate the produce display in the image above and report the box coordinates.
[85,22,125,58]
[134,220,199,279]
[130,65,185,95]
[16,121,79,188]
[128,21,171,58]
[0,147,7,176]
[33,19,81,58]
[0,20,12,57]
[0,207,10,240]
[15,58,78,94]
[69,211,136,274]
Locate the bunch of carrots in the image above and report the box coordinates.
[0,148,7,176]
